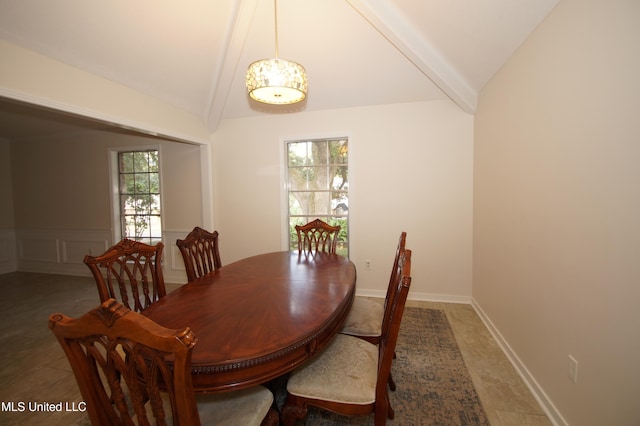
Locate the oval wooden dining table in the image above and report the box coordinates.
[142,250,356,393]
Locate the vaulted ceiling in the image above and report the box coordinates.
[0,0,559,139]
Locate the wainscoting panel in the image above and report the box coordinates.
[19,237,59,263]
[162,230,189,285]
[62,239,109,263]
[12,229,189,283]
[16,229,111,276]
[11,228,191,284]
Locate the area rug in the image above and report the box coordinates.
[278,307,490,425]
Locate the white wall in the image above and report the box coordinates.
[213,100,474,300]
[0,40,211,144]
[8,130,204,282]
[473,0,640,425]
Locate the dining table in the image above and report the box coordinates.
[142,250,356,393]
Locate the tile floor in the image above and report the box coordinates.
[0,272,551,425]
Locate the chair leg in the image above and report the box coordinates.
[388,350,397,391]
[281,398,308,426]
[260,407,280,426]
[388,372,396,391]
[374,393,394,425]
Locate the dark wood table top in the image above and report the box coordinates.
[142,250,356,393]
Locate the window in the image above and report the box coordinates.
[286,138,349,256]
[116,150,162,245]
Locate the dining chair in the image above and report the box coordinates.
[340,231,406,391]
[49,298,279,426]
[83,238,166,312]
[342,232,407,344]
[281,249,412,426]
[295,218,341,254]
[176,226,222,282]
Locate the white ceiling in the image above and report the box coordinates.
[0,0,559,139]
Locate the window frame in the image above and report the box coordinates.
[283,136,349,256]
[109,145,164,246]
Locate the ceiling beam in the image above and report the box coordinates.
[205,0,260,133]
[346,0,477,114]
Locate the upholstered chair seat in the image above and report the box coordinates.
[287,334,378,405]
[140,386,274,426]
[341,297,384,339]
[195,386,274,425]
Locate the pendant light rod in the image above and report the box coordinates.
[274,0,279,58]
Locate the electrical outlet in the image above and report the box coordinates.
[568,355,578,383]
[365,259,372,270]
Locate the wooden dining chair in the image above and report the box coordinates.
[282,249,412,426]
[83,238,166,312]
[341,231,406,391]
[49,298,279,426]
[342,232,407,344]
[176,226,222,282]
[295,218,341,254]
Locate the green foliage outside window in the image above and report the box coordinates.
[118,150,162,245]
[287,139,349,256]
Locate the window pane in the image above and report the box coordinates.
[148,151,159,172]
[330,165,348,190]
[288,166,330,190]
[332,192,348,216]
[120,174,134,194]
[121,195,136,215]
[288,141,311,166]
[287,167,311,191]
[329,139,348,164]
[150,172,160,193]
[289,193,303,215]
[137,173,150,193]
[150,194,161,213]
[291,191,332,216]
[120,152,134,173]
[134,151,149,172]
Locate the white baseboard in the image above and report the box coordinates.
[408,291,473,304]
[356,288,472,304]
[471,298,567,426]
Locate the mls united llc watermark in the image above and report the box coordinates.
[2,401,86,412]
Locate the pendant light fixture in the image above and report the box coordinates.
[246,0,308,105]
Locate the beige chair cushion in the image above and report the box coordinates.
[287,334,378,404]
[341,297,384,337]
[196,385,274,426]
[143,385,273,425]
